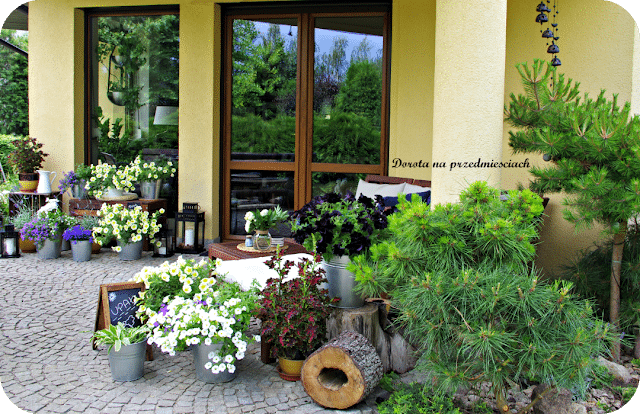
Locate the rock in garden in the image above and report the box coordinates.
[532,384,586,414]
[597,356,633,384]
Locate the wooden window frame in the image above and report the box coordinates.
[222,3,391,240]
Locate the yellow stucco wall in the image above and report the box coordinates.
[502,0,639,276]
[27,0,640,274]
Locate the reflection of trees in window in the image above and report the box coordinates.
[92,14,179,165]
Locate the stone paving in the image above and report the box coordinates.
[0,248,386,414]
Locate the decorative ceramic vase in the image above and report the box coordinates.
[117,239,143,261]
[140,179,161,200]
[278,356,304,381]
[108,340,146,382]
[70,239,92,262]
[37,238,62,260]
[254,230,272,251]
[322,255,365,309]
[105,188,125,198]
[18,172,39,193]
[192,343,237,383]
[19,238,37,253]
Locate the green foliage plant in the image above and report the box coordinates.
[91,322,150,353]
[562,222,640,358]
[504,59,640,360]
[0,30,28,136]
[349,182,617,413]
[377,383,462,414]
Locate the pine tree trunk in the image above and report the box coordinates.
[301,331,383,409]
[610,221,627,362]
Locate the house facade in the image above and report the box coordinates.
[4,0,640,276]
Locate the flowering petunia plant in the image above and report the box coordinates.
[131,257,260,375]
[129,155,177,182]
[84,163,137,198]
[290,192,389,261]
[92,204,162,250]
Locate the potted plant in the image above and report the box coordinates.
[92,203,162,260]
[244,206,289,251]
[7,136,48,192]
[80,215,103,253]
[256,249,336,380]
[62,224,93,262]
[91,322,150,382]
[20,209,68,259]
[84,163,136,199]
[132,257,260,383]
[59,165,92,199]
[10,205,37,253]
[129,155,177,199]
[290,192,388,308]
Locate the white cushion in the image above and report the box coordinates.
[403,183,431,194]
[355,180,406,198]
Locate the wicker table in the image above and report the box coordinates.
[208,239,308,261]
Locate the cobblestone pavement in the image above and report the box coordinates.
[0,249,383,414]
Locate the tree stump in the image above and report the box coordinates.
[326,301,417,373]
[301,331,383,409]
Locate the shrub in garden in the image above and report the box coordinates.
[349,182,617,413]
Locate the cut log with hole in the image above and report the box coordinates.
[301,331,383,409]
[326,301,417,373]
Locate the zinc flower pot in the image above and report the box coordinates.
[70,239,92,262]
[322,256,365,309]
[108,340,146,382]
[72,182,87,198]
[192,343,237,383]
[37,239,62,260]
[117,240,143,261]
[140,180,161,199]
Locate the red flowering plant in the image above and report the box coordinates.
[256,248,337,360]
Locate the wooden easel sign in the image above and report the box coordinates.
[93,282,153,360]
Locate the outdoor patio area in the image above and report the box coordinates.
[0,250,386,414]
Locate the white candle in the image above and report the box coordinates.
[185,229,195,246]
[4,239,16,256]
[158,247,167,255]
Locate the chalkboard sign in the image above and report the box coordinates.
[93,282,144,350]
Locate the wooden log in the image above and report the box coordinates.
[301,331,383,409]
[326,302,417,373]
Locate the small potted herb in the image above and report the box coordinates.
[7,136,48,192]
[244,206,289,250]
[256,249,336,380]
[290,192,388,308]
[62,224,93,262]
[91,322,150,382]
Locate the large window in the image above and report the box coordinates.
[223,3,390,239]
[86,7,179,166]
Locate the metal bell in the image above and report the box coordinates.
[536,2,551,13]
[542,28,554,38]
[547,43,559,54]
[550,57,561,66]
[536,13,549,24]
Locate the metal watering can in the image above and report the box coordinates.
[36,170,57,194]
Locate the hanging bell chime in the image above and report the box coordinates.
[542,28,554,38]
[536,13,549,24]
[550,56,562,66]
[536,2,551,13]
[547,42,559,54]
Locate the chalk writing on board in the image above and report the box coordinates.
[108,288,142,328]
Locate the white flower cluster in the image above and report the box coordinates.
[244,209,269,233]
[84,162,137,197]
[93,204,163,247]
[129,156,177,182]
[146,295,251,374]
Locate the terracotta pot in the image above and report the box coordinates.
[91,242,102,254]
[18,172,39,193]
[19,238,37,253]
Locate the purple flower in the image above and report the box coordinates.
[62,225,93,242]
[58,170,79,193]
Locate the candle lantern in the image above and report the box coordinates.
[1,224,21,258]
[174,202,205,254]
[153,227,175,258]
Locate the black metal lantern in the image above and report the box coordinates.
[153,227,175,258]
[1,224,21,258]
[174,202,205,254]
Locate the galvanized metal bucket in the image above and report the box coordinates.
[37,239,61,260]
[118,240,143,261]
[192,343,237,383]
[108,340,146,382]
[71,239,92,262]
[322,256,365,309]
